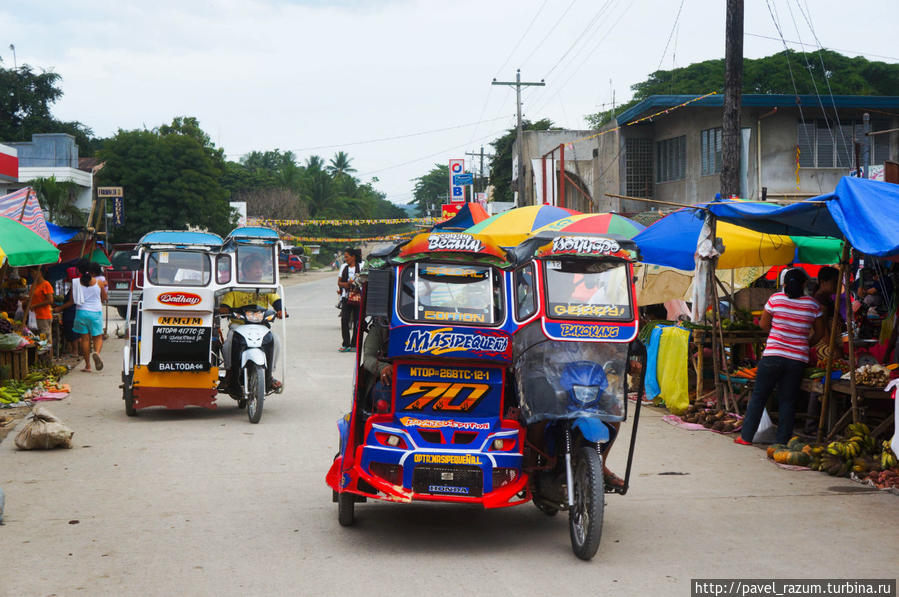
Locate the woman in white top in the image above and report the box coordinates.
[55,260,108,372]
[337,248,364,352]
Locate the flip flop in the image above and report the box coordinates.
[91,352,104,371]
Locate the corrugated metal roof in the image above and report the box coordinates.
[616,94,899,125]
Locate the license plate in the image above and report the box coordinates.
[441,472,454,480]
[116,282,129,289]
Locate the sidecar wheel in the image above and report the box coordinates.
[338,492,355,526]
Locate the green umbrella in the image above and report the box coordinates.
[89,248,111,267]
[0,216,60,267]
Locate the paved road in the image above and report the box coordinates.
[1,275,897,596]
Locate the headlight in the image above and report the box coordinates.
[571,384,600,405]
[245,311,264,323]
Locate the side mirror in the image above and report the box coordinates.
[129,254,142,271]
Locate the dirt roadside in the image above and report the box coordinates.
[0,270,334,445]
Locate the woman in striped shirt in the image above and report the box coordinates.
[736,269,825,445]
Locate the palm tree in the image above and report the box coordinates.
[31,176,85,226]
[305,155,325,172]
[327,151,356,177]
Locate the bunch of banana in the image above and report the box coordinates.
[821,452,849,476]
[880,441,898,470]
[844,439,863,459]
[846,423,877,454]
[827,441,847,458]
[0,385,22,404]
[851,456,879,474]
[23,371,45,384]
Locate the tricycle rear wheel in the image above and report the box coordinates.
[569,446,604,561]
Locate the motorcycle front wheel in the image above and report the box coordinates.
[569,446,604,561]
[246,363,265,424]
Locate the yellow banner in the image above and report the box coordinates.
[249,217,436,227]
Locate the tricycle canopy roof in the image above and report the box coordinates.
[138,230,224,248]
[510,231,640,265]
[225,226,281,243]
[393,231,512,268]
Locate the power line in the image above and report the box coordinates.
[541,0,617,80]
[225,115,512,159]
[529,0,633,118]
[493,0,551,78]
[744,32,899,62]
[655,0,687,72]
[520,0,579,67]
[355,126,512,178]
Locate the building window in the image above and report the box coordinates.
[656,136,686,183]
[700,127,723,175]
[797,119,890,168]
[625,138,653,198]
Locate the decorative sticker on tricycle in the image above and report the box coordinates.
[398,417,491,431]
[551,304,626,318]
[536,236,638,261]
[543,321,636,342]
[157,291,202,306]
[394,364,502,417]
[157,316,203,326]
[393,326,511,359]
[396,232,508,263]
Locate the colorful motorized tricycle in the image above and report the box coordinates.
[326,231,645,560]
[120,227,288,422]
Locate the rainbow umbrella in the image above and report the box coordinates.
[532,212,645,239]
[465,205,579,247]
[0,216,60,267]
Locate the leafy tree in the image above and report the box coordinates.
[0,63,94,154]
[410,164,449,216]
[586,49,899,128]
[489,119,554,204]
[31,176,85,226]
[97,127,235,241]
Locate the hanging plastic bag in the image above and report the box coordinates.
[753,407,777,443]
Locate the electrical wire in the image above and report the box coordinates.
[744,32,899,62]
[541,0,616,80]
[520,0,579,68]
[493,0,551,78]
[355,125,513,178]
[655,0,686,72]
[226,115,512,159]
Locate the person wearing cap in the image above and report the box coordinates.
[736,268,825,445]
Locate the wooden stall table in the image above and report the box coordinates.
[691,328,768,406]
[804,377,894,440]
[0,348,29,380]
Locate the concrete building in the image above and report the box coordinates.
[3,133,94,211]
[515,95,899,213]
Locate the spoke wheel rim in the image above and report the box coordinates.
[572,464,589,545]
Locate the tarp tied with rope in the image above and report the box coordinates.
[706,177,899,257]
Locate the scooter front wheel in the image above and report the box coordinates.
[569,446,604,561]
[246,363,265,424]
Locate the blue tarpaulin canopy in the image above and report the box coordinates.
[46,222,79,245]
[707,177,899,257]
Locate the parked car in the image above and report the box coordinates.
[107,243,142,318]
[279,251,305,273]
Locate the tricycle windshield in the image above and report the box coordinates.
[147,251,211,286]
[514,323,627,424]
[544,260,632,321]
[398,262,503,325]
[236,245,276,285]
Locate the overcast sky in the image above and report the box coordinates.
[4,0,897,206]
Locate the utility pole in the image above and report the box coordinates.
[721,0,743,198]
[492,69,544,206]
[465,147,495,193]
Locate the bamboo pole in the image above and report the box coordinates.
[817,242,849,442]
[844,255,859,424]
